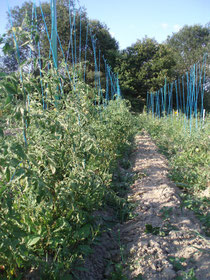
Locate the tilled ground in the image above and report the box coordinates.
[76,132,210,280]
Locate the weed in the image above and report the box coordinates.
[145,223,178,236]
[168,257,186,271]
[108,263,128,280]
[175,268,198,280]
[160,206,173,220]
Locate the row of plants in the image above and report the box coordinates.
[139,112,210,235]
[0,63,137,279]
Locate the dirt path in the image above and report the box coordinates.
[120,132,210,280]
[76,132,210,280]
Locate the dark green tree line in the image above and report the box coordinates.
[115,38,176,110]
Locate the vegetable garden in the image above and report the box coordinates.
[0,0,209,279]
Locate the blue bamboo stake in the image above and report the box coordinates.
[178,78,182,113]
[40,3,64,100]
[195,63,198,128]
[155,91,158,117]
[192,65,196,115]
[158,91,161,117]
[109,68,114,100]
[175,80,179,112]
[160,87,164,116]
[98,49,101,103]
[79,10,82,68]
[181,75,187,130]
[167,83,170,115]
[117,73,121,99]
[157,91,160,117]
[35,3,46,109]
[182,75,186,115]
[50,0,58,69]
[73,8,77,66]
[170,82,174,115]
[103,57,109,102]
[151,93,154,117]
[68,1,74,68]
[146,92,149,113]
[198,60,203,128]
[28,2,35,111]
[164,78,167,114]
[200,54,207,126]
[40,4,58,71]
[84,23,89,82]
[66,36,71,62]
[90,32,98,104]
[149,92,152,113]
[186,72,190,118]
[56,30,72,83]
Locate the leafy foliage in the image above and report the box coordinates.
[167,24,210,75]
[0,60,136,278]
[116,38,176,110]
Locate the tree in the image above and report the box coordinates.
[116,37,176,109]
[166,24,210,75]
[1,0,119,72]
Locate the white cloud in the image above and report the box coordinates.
[161,23,168,29]
[173,24,181,32]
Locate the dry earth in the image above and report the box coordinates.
[76,132,210,280]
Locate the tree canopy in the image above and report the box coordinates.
[166,24,210,75]
[0,0,119,72]
[116,37,176,105]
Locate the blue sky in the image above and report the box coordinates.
[0,0,209,49]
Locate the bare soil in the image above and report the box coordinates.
[76,132,210,280]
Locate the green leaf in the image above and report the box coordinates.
[14,168,25,179]
[5,167,10,182]
[28,44,36,52]
[20,41,30,48]
[145,224,160,235]
[0,185,7,195]
[35,33,40,44]
[74,266,88,272]
[50,164,56,174]
[74,224,92,240]
[3,42,13,54]
[10,158,20,167]
[4,84,17,95]
[20,59,27,66]
[0,158,6,168]
[5,95,13,105]
[10,143,26,159]
[0,72,7,77]
[78,244,93,255]
[145,224,153,233]
[27,236,40,246]
[0,127,4,137]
